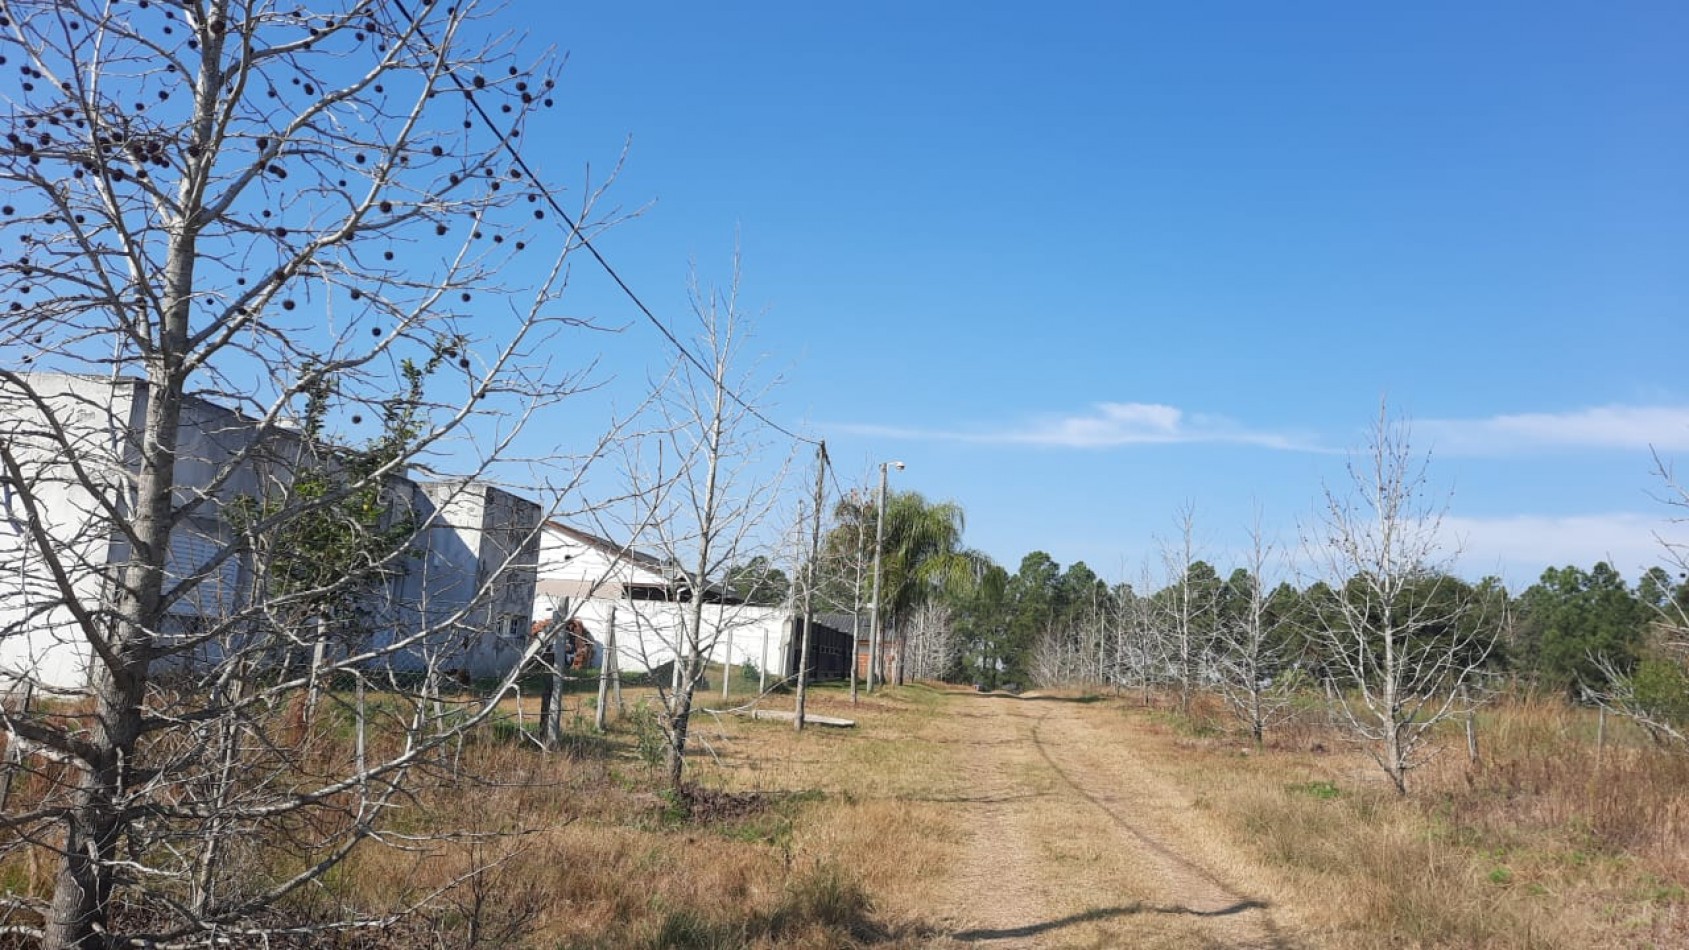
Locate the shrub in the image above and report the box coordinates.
[1631,657,1689,728]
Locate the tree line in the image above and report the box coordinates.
[895,552,1683,707]
[799,415,1689,794]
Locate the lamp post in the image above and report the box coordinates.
[867,459,903,692]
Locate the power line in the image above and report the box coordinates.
[392,0,823,450]
[825,454,852,510]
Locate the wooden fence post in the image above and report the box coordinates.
[596,606,617,732]
[544,598,569,749]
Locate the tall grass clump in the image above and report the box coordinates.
[1186,691,1689,947]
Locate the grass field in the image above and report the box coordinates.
[1118,691,1689,948]
[4,679,1687,947]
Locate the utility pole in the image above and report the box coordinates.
[796,442,827,731]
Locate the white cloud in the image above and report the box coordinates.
[835,402,1320,451]
[1420,406,1689,456]
[837,401,1689,458]
[1023,402,1184,447]
[1444,512,1688,586]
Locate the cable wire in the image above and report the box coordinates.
[391,0,823,449]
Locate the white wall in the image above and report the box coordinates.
[533,591,790,679]
[376,481,543,680]
[533,523,673,602]
[0,375,139,691]
[0,374,546,690]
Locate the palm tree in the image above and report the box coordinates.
[814,489,980,686]
[876,491,980,684]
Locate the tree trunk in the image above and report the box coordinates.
[1251,689,1265,749]
[849,529,863,705]
[47,758,127,949]
[46,341,188,947]
[1463,685,1480,766]
[1384,722,1407,795]
[304,617,329,722]
[665,651,698,790]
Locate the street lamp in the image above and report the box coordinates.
[867,460,903,692]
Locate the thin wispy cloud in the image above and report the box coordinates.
[1420,405,1689,455]
[836,402,1321,451]
[839,402,1689,456]
[1445,512,1686,585]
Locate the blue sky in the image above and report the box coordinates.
[487,1,1688,590]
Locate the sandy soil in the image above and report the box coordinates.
[914,692,1294,949]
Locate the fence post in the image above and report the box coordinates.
[544,598,569,749]
[596,606,617,732]
[0,682,34,812]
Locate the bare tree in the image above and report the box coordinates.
[0,2,622,945]
[1028,624,1074,688]
[1644,450,1689,674]
[1029,603,1099,688]
[1100,574,1145,693]
[1214,510,1295,747]
[1025,568,1106,689]
[902,600,958,680]
[1588,451,1689,747]
[1109,568,1163,705]
[838,490,873,701]
[1309,406,1493,794]
[1155,504,1219,716]
[814,483,877,702]
[1081,576,1112,687]
[616,258,790,790]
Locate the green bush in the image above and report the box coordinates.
[627,701,666,770]
[1631,658,1689,726]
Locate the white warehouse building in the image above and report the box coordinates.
[0,373,541,692]
[532,521,796,681]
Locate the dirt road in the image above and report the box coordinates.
[918,692,1292,949]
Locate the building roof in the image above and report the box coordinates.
[543,520,677,576]
[540,520,743,605]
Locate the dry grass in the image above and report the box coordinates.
[0,680,961,948]
[310,681,958,948]
[1130,690,1689,948]
[11,681,1687,947]
[317,687,1689,948]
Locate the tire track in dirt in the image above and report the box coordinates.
[1027,707,1285,948]
[931,693,1291,949]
